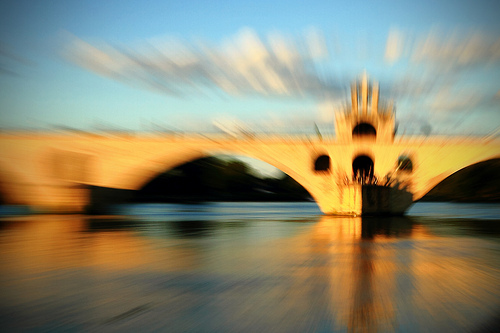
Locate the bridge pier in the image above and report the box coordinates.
[311,184,414,216]
[2,182,134,215]
[85,186,134,214]
[17,183,90,214]
[316,185,362,215]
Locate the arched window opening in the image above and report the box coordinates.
[397,156,413,172]
[353,155,374,183]
[352,123,376,138]
[314,155,331,172]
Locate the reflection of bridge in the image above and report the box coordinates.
[1,76,499,214]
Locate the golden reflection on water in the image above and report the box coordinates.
[0,212,499,331]
[311,216,362,241]
[297,215,499,332]
[303,216,397,332]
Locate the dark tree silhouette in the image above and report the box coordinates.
[135,157,312,203]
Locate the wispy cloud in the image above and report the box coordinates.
[62,27,500,135]
[62,28,341,99]
[429,86,482,113]
[385,27,500,71]
[411,30,500,69]
[382,27,500,133]
[384,28,404,63]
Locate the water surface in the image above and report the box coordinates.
[1,202,499,332]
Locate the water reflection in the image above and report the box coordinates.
[170,220,217,237]
[361,216,414,239]
[0,203,499,332]
[85,217,139,232]
[310,215,416,242]
[299,217,405,331]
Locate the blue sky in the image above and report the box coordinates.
[1,0,500,137]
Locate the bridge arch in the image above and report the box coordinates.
[113,149,320,206]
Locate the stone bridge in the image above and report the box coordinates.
[0,131,498,214]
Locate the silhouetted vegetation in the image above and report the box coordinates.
[134,157,312,203]
[421,159,500,202]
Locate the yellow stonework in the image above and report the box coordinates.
[0,132,498,214]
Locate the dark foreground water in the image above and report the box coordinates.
[1,202,500,332]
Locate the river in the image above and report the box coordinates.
[1,202,499,332]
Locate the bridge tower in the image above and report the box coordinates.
[335,73,396,144]
[331,73,403,187]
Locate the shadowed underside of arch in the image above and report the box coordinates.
[420,158,500,202]
[135,155,313,203]
[127,152,301,192]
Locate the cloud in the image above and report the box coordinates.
[387,73,444,100]
[304,27,329,60]
[385,28,404,63]
[317,99,340,123]
[60,27,499,135]
[395,113,434,135]
[429,87,482,113]
[62,28,341,99]
[411,29,500,70]
[380,27,500,134]
[384,27,500,74]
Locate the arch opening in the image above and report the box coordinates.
[397,156,413,173]
[352,123,376,138]
[353,155,374,183]
[421,158,500,202]
[134,154,314,204]
[314,155,331,173]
